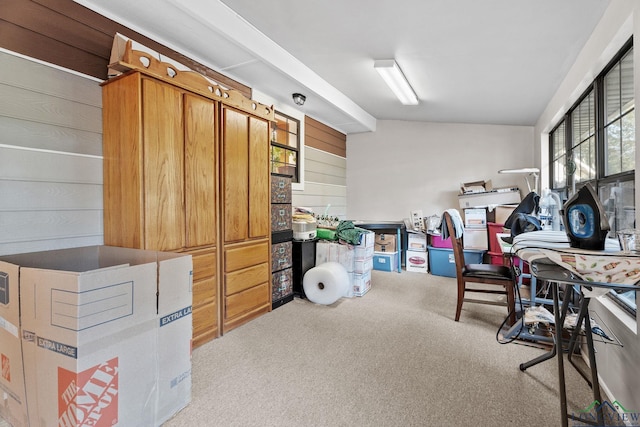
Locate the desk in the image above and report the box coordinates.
[520,256,640,427]
[351,221,406,272]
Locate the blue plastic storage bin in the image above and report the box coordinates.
[373,251,398,272]
[427,246,485,278]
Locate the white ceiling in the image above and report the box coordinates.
[76,0,610,134]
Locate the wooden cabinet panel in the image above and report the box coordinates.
[142,77,185,251]
[225,282,269,320]
[184,93,217,248]
[224,240,269,272]
[102,72,144,249]
[191,248,217,282]
[188,247,217,344]
[226,263,269,295]
[104,69,272,344]
[249,116,269,238]
[222,107,249,243]
[193,276,216,307]
[192,302,217,348]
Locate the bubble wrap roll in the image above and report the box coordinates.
[303,262,350,305]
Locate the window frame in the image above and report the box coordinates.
[548,37,635,318]
[270,110,301,183]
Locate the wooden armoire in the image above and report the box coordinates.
[101,45,274,347]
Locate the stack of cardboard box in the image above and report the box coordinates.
[315,230,375,297]
[372,233,399,272]
[0,246,192,426]
[406,232,428,273]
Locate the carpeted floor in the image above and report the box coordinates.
[162,269,606,427]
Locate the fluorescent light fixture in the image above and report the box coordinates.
[374,60,418,105]
[498,167,540,193]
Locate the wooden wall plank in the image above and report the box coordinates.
[0,51,102,105]
[0,85,102,133]
[1,0,252,97]
[305,146,347,168]
[304,170,346,186]
[0,236,103,257]
[0,148,102,184]
[305,116,346,157]
[0,181,102,210]
[0,117,102,156]
[301,181,347,197]
[0,211,103,243]
[0,19,108,79]
[4,0,112,57]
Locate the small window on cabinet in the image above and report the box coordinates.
[271,111,299,182]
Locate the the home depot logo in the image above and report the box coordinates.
[1,353,10,382]
[58,357,119,427]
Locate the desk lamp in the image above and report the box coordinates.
[498,168,540,194]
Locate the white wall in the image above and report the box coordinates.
[533,1,640,413]
[292,147,346,219]
[346,120,534,221]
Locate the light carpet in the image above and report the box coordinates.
[163,270,604,427]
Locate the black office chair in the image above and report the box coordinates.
[442,211,516,325]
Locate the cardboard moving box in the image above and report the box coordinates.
[458,188,521,208]
[0,245,192,427]
[0,263,28,426]
[374,233,397,253]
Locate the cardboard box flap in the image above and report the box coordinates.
[460,180,492,194]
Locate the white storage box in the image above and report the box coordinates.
[406,250,428,273]
[354,245,374,260]
[458,189,521,208]
[352,270,372,296]
[463,227,489,250]
[315,241,355,272]
[407,232,427,251]
[359,230,375,248]
[354,257,374,274]
[464,208,487,228]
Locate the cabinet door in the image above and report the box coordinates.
[222,107,249,243]
[102,72,144,248]
[248,116,270,238]
[222,107,270,243]
[184,93,217,247]
[142,78,185,251]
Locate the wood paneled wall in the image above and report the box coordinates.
[304,116,346,158]
[0,0,250,97]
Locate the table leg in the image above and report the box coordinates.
[582,302,604,425]
[519,281,572,427]
[553,282,569,427]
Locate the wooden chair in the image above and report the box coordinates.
[442,211,516,325]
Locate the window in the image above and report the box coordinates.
[549,39,635,317]
[571,90,596,183]
[604,48,635,176]
[270,111,300,182]
[550,121,567,196]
